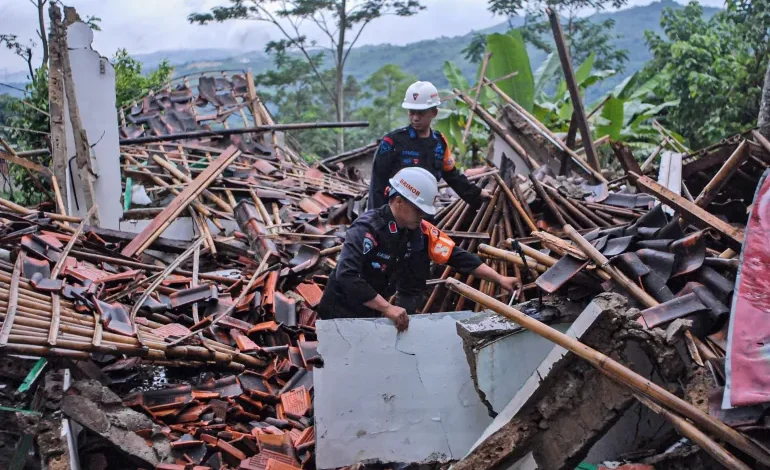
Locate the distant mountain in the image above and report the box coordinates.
[1,1,719,102]
[140,0,718,102]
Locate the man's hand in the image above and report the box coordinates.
[382,304,409,332]
[498,276,520,293]
[481,189,492,199]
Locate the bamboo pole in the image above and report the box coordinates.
[694,140,749,208]
[493,173,538,233]
[529,174,567,227]
[462,52,492,145]
[445,278,770,467]
[634,394,751,470]
[484,78,607,184]
[478,244,550,273]
[151,153,234,213]
[547,8,600,173]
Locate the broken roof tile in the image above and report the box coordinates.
[153,323,193,340]
[295,283,323,308]
[280,386,310,417]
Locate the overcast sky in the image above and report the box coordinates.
[0,0,724,77]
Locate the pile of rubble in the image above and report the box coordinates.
[3,6,770,470]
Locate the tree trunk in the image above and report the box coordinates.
[335,1,347,153]
[759,58,770,140]
[38,0,48,68]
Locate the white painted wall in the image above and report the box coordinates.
[63,22,123,229]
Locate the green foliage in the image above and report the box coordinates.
[253,52,411,159]
[3,67,51,205]
[478,0,630,75]
[189,0,425,151]
[520,17,629,74]
[112,49,173,108]
[357,64,416,139]
[0,49,173,205]
[443,61,470,91]
[642,1,769,148]
[438,26,674,167]
[485,31,534,112]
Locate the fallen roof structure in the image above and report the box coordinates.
[3,4,770,470]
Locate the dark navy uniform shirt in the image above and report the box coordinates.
[318,204,482,320]
[368,126,482,211]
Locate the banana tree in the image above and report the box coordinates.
[593,72,680,155]
[437,28,679,165]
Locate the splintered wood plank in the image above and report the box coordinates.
[631,172,745,251]
[0,255,23,346]
[121,146,241,257]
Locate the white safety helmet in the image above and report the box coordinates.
[402,81,441,110]
[388,167,439,215]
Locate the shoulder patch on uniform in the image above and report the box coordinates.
[388,221,398,233]
[377,136,394,155]
[363,237,374,254]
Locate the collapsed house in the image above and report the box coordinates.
[1,4,770,470]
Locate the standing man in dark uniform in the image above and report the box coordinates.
[368,80,491,211]
[319,167,518,331]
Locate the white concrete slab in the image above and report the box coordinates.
[315,312,493,469]
[474,324,572,413]
[64,22,123,229]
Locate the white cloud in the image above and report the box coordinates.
[0,0,726,78]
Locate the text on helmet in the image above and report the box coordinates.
[399,179,421,197]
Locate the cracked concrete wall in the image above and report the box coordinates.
[452,294,686,470]
[64,22,123,229]
[314,312,493,469]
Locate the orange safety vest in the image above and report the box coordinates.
[420,220,455,264]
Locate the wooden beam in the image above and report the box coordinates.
[121,146,241,257]
[630,172,745,250]
[47,4,69,206]
[0,139,51,176]
[548,8,601,172]
[455,89,538,170]
[694,140,749,208]
[484,78,608,183]
[53,4,99,225]
[0,255,23,346]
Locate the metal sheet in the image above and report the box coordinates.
[601,235,635,257]
[636,248,676,281]
[590,235,608,252]
[670,230,707,277]
[636,227,659,239]
[639,293,709,329]
[641,271,675,303]
[613,252,650,278]
[696,266,735,305]
[679,282,730,333]
[635,239,674,251]
[535,255,589,293]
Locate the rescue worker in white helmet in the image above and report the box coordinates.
[318,167,518,331]
[367,80,492,212]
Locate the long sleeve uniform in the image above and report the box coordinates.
[368,126,482,211]
[317,204,482,320]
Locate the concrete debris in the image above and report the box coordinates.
[452,294,683,470]
[61,379,172,467]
